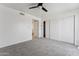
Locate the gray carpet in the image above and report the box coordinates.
[0,39,79,56]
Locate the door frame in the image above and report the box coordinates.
[32,19,39,39]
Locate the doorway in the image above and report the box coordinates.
[32,20,39,39]
[43,21,46,38]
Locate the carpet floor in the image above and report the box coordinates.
[0,39,79,56]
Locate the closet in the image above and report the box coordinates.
[50,15,76,44]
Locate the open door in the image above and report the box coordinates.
[43,21,46,38]
[32,20,39,39]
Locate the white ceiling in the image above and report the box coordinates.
[1,3,79,19]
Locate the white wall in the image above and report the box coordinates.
[0,5,41,48]
[46,19,50,38]
[38,20,42,38]
[49,8,79,45]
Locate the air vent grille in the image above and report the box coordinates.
[19,13,25,16]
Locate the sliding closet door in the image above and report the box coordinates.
[58,16,74,43]
[75,14,79,45]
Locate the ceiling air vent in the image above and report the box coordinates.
[19,12,25,16]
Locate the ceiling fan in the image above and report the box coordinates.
[29,3,48,12]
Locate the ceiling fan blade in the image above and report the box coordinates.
[29,6,38,9]
[42,7,48,12]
